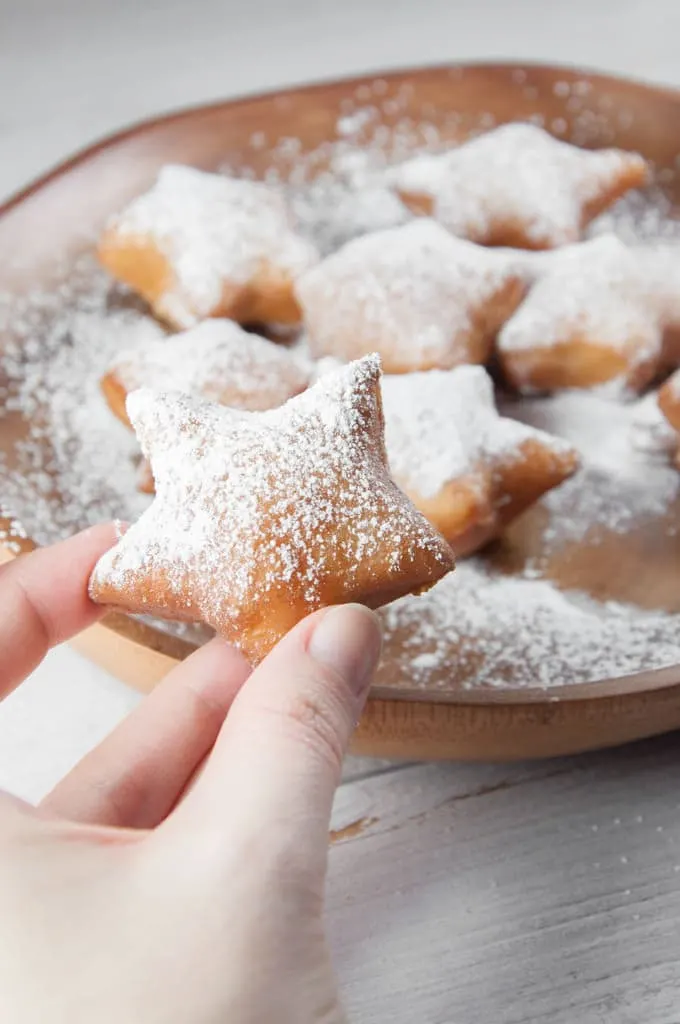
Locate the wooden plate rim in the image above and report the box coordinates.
[3,59,680,215]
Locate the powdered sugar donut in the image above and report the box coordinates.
[296,219,529,373]
[101,319,311,428]
[389,122,649,250]
[382,366,579,555]
[98,165,318,329]
[498,235,680,393]
[90,356,455,663]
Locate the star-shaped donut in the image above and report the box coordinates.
[90,355,455,663]
[101,319,312,428]
[98,165,318,329]
[295,218,529,373]
[388,123,649,250]
[381,366,579,555]
[497,234,680,393]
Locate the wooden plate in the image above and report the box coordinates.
[3,61,680,760]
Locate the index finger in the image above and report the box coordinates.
[0,523,118,698]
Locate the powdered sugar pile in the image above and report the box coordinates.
[381,365,573,499]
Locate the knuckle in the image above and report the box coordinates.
[99,772,149,829]
[0,792,34,840]
[261,669,351,775]
[8,574,51,651]
[289,695,346,773]
[186,684,230,734]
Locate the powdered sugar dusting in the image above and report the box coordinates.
[1,83,680,690]
[376,387,680,692]
[588,186,680,246]
[0,260,158,540]
[498,235,680,370]
[388,122,648,248]
[105,165,318,326]
[108,318,311,411]
[297,219,528,371]
[630,391,679,456]
[379,564,680,692]
[503,389,680,541]
[291,172,409,255]
[378,385,680,693]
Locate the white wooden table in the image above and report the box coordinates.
[2,1,680,1020]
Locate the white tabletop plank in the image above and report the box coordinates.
[329,739,680,1023]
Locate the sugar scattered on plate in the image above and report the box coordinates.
[379,563,680,692]
[0,261,157,541]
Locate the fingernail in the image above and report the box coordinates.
[308,604,382,700]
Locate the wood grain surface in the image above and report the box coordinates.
[330,739,680,1023]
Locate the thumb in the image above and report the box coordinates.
[171,604,381,873]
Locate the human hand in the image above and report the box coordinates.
[0,525,382,1023]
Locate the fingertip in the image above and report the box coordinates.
[76,520,127,554]
[0,522,132,695]
[306,604,382,705]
